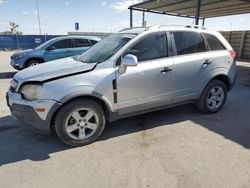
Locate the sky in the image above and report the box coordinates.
[0,0,250,35]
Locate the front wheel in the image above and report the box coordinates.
[26,59,42,68]
[196,80,227,113]
[54,99,106,147]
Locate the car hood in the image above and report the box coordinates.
[11,49,34,58]
[14,57,97,83]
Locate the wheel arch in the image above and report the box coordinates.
[24,57,45,67]
[212,74,231,91]
[49,94,114,132]
[199,73,231,99]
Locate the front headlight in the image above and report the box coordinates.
[20,84,43,101]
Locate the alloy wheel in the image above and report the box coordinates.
[206,86,225,111]
[65,108,99,140]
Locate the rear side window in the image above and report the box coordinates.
[73,39,90,47]
[53,39,72,49]
[203,33,226,51]
[173,31,206,55]
[126,32,167,62]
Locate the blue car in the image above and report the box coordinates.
[10,36,100,70]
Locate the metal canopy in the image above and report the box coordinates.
[129,0,250,26]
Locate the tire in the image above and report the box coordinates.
[26,59,43,68]
[54,99,106,147]
[196,80,227,113]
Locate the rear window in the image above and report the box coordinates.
[173,31,206,55]
[203,33,226,51]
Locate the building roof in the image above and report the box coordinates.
[129,0,250,18]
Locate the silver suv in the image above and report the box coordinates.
[6,25,237,146]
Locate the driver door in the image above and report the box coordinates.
[116,32,175,115]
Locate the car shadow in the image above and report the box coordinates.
[0,116,70,166]
[0,71,17,79]
[0,63,250,166]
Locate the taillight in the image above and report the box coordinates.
[229,50,236,59]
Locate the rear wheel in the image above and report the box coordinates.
[196,80,227,113]
[54,99,106,147]
[26,59,43,67]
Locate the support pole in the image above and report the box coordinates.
[130,9,133,28]
[142,11,145,27]
[202,18,205,26]
[195,0,201,25]
[239,31,246,58]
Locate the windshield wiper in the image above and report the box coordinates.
[72,55,79,61]
[88,61,100,64]
[72,55,85,63]
[72,56,99,64]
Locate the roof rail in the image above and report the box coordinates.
[147,24,206,30]
[119,25,206,32]
[146,25,186,30]
[185,25,206,29]
[119,26,147,32]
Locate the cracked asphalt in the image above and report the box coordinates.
[0,51,250,188]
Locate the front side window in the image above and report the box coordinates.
[173,31,206,55]
[126,32,167,62]
[52,39,72,49]
[203,33,226,51]
[78,33,136,64]
[73,39,90,47]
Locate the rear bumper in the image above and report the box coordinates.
[229,71,237,90]
[228,60,237,91]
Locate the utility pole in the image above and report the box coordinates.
[35,0,42,35]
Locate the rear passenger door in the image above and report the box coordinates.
[202,33,230,71]
[72,38,91,56]
[171,31,214,101]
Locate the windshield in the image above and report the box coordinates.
[78,33,136,63]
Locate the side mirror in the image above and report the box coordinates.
[118,54,138,74]
[46,45,55,51]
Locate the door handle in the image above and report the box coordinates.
[203,60,212,66]
[161,67,173,73]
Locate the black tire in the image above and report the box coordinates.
[26,59,43,68]
[54,99,106,147]
[196,80,227,113]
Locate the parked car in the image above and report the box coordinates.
[6,25,237,146]
[10,36,100,70]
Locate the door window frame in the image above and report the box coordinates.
[47,38,73,50]
[170,31,209,57]
[116,31,171,66]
